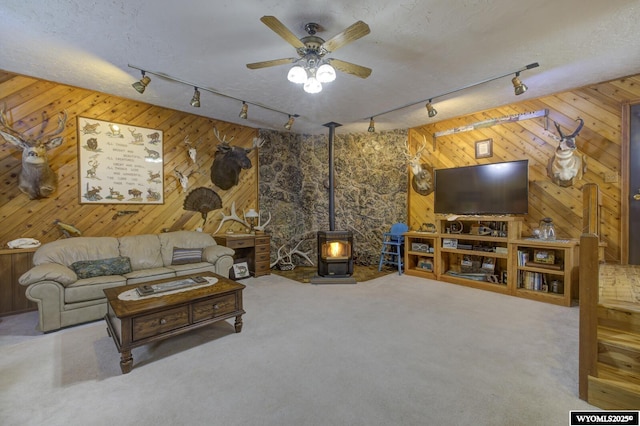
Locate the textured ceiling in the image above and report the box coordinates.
[1,0,639,134]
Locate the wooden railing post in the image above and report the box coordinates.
[579,232,600,400]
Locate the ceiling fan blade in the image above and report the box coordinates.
[322,21,370,53]
[327,58,372,79]
[246,58,296,70]
[260,16,306,50]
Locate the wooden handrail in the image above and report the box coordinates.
[579,232,600,400]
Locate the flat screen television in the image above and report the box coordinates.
[434,159,529,215]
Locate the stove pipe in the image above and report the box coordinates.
[323,122,342,231]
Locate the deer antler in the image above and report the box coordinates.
[270,240,314,268]
[0,105,23,138]
[213,201,272,233]
[39,110,67,140]
[251,137,265,150]
[254,211,271,231]
[405,137,427,160]
[213,201,249,233]
[212,126,235,145]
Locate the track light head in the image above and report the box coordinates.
[284,115,295,130]
[512,72,528,95]
[190,87,201,107]
[239,102,248,119]
[132,71,151,94]
[368,117,375,133]
[426,100,438,118]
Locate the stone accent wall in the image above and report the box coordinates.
[259,129,408,269]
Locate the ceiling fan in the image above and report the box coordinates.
[246,16,372,93]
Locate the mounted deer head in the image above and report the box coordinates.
[547,117,586,187]
[0,106,67,199]
[405,136,433,195]
[210,126,265,190]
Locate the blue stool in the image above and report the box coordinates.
[378,223,409,275]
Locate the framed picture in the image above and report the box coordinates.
[232,262,250,279]
[77,117,164,204]
[442,238,458,249]
[481,256,496,272]
[475,138,493,159]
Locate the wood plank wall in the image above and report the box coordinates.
[0,70,258,247]
[408,75,640,263]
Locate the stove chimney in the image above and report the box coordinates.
[323,121,341,231]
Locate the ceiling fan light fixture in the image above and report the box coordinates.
[190,87,201,107]
[512,72,528,95]
[426,100,438,118]
[303,77,322,94]
[287,65,307,84]
[316,63,336,83]
[368,117,375,133]
[239,102,248,119]
[132,71,151,94]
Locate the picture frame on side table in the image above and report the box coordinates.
[475,138,493,159]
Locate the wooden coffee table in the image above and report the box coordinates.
[104,272,245,374]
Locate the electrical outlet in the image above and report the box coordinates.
[603,172,618,183]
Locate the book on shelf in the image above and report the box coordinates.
[517,250,529,266]
[518,271,548,292]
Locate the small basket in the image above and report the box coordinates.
[277,262,295,271]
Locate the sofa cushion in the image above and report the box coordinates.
[65,276,127,304]
[19,263,77,286]
[118,234,163,270]
[124,267,176,285]
[33,237,120,268]
[169,262,218,276]
[171,247,204,264]
[71,256,132,279]
[159,231,217,266]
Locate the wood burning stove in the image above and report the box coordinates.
[311,122,356,284]
[317,230,354,277]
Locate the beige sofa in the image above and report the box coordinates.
[19,231,235,332]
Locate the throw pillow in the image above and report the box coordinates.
[171,247,204,265]
[71,256,132,279]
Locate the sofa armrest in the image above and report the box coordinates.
[19,264,77,286]
[24,281,66,332]
[203,245,235,263]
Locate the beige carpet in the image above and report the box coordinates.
[0,273,596,425]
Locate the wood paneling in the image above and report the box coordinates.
[409,75,640,263]
[0,70,258,247]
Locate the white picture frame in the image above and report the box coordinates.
[475,138,493,159]
[77,117,164,204]
[232,262,250,279]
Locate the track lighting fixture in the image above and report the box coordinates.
[426,100,437,118]
[368,117,375,133]
[284,115,295,130]
[132,71,151,94]
[127,64,297,131]
[190,87,201,107]
[239,102,248,119]
[512,72,528,95]
[363,62,539,131]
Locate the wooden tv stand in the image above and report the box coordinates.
[404,215,579,306]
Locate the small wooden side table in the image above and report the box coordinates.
[213,234,271,277]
